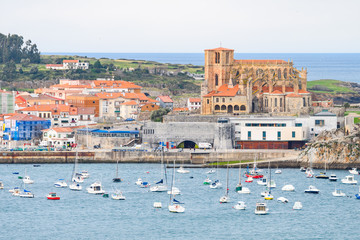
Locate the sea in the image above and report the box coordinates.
[1,163,360,239]
[43,52,360,83]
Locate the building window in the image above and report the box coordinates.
[234,105,239,111]
[226,52,229,64]
[280,98,282,108]
[207,99,209,104]
[262,131,266,140]
[216,98,219,103]
[277,131,281,140]
[303,98,306,107]
[215,74,219,86]
[292,131,296,138]
[221,105,226,111]
[240,105,246,111]
[248,131,251,140]
[222,98,225,103]
[215,105,220,111]
[295,123,302,127]
[275,98,277,107]
[215,52,220,64]
[315,120,325,126]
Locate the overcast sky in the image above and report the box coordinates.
[1,0,360,53]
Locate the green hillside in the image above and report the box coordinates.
[307,79,355,94]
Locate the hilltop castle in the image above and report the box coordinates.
[201,47,311,115]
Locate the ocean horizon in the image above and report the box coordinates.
[43,52,360,83]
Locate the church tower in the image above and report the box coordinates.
[204,47,234,93]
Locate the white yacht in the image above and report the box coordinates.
[349,168,359,175]
[72,173,84,183]
[255,202,268,215]
[282,184,295,191]
[135,178,143,186]
[168,202,185,213]
[86,181,105,194]
[23,176,34,184]
[19,189,34,198]
[111,191,126,200]
[203,177,212,185]
[81,170,90,179]
[69,182,82,191]
[54,179,68,188]
[234,201,246,210]
[257,178,267,186]
[209,180,222,189]
[304,185,319,194]
[277,197,289,203]
[236,185,251,194]
[11,188,21,196]
[261,190,270,197]
[219,195,230,203]
[329,174,338,182]
[177,166,190,174]
[167,187,181,195]
[275,169,282,174]
[293,201,303,210]
[332,189,346,197]
[267,180,276,188]
[341,175,358,185]
[150,179,168,192]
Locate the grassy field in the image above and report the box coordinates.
[345,111,360,123]
[307,79,355,94]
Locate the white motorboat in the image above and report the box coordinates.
[72,173,84,183]
[332,189,346,197]
[234,201,246,210]
[210,180,222,189]
[135,178,143,186]
[293,201,303,210]
[69,182,82,191]
[177,166,190,174]
[282,184,295,191]
[81,170,90,179]
[11,188,21,196]
[255,202,268,215]
[261,190,270,197]
[277,197,289,203]
[275,168,282,174]
[257,178,267,186]
[349,168,359,175]
[264,193,274,200]
[329,174,338,182]
[111,191,126,200]
[54,179,67,188]
[219,195,230,203]
[9,187,19,193]
[341,175,358,185]
[19,189,34,198]
[167,187,181,195]
[267,179,276,188]
[140,181,150,188]
[153,202,162,208]
[86,181,105,194]
[206,169,216,174]
[23,175,34,184]
[304,185,319,194]
[236,184,251,194]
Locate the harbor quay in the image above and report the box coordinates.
[0,149,359,169]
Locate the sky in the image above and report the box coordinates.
[1,0,360,53]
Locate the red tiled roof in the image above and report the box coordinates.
[42,127,73,133]
[92,80,142,89]
[157,96,173,103]
[213,84,239,97]
[95,92,124,99]
[189,98,201,103]
[205,47,234,51]
[20,104,70,113]
[299,89,310,94]
[120,100,137,105]
[63,60,79,63]
[173,107,189,112]
[6,113,46,121]
[286,93,302,98]
[51,84,91,89]
[235,59,288,64]
[270,90,283,95]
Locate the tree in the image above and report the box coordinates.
[344,102,350,109]
[20,58,30,67]
[93,60,102,69]
[30,66,38,74]
[150,108,170,122]
[1,60,17,80]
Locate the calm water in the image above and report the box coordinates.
[44,52,360,83]
[1,164,360,239]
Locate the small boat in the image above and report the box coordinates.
[210,180,222,189]
[140,181,150,188]
[33,164,41,167]
[329,174,338,182]
[86,181,105,194]
[267,180,276,189]
[81,170,90,179]
[0,181,4,189]
[245,173,263,179]
[306,168,314,178]
[277,197,289,203]
[234,201,246,210]
[219,195,230,203]
[153,202,162,208]
[19,189,34,198]
[135,178,143,186]
[72,173,84,183]
[304,185,319,194]
[168,199,185,213]
[257,178,267,186]
[332,188,346,197]
[341,175,358,185]
[112,177,122,183]
[12,172,19,175]
[261,190,270,197]
[203,177,212,185]
[349,168,359,175]
[236,184,251,194]
[315,172,329,179]
[69,182,82,191]
[245,177,253,183]
[254,202,268,215]
[11,188,21,196]
[275,169,282,174]
[167,187,181,195]
[47,192,60,200]
[219,164,230,203]
[23,175,34,184]
[54,179,67,188]
[300,167,306,172]
[112,191,125,200]
[293,201,303,210]
[113,159,122,182]
[206,169,216,174]
[177,166,190,174]
[102,193,109,198]
[264,193,274,200]
[282,184,295,191]
[150,179,168,192]
[355,187,360,199]
[9,187,19,193]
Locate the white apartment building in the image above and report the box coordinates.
[187,98,201,111]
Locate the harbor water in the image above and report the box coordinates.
[1,163,359,239]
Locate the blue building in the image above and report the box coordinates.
[3,114,51,141]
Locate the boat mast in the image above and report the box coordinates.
[238,161,241,185]
[269,161,272,194]
[226,162,229,197]
[169,157,176,206]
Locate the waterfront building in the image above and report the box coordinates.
[201,47,311,115]
[41,127,75,148]
[187,98,201,111]
[3,114,51,144]
[156,96,173,110]
[0,91,15,114]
